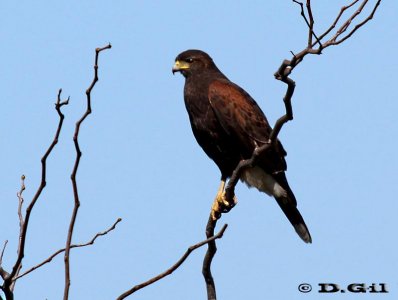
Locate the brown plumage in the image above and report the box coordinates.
[173,49,311,243]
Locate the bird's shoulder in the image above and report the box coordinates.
[207,78,272,143]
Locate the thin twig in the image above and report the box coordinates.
[278,0,381,76]
[15,218,121,280]
[327,0,369,45]
[293,0,321,48]
[333,0,380,45]
[63,43,111,300]
[317,0,360,41]
[1,89,69,300]
[306,0,313,46]
[17,175,26,233]
[116,224,228,300]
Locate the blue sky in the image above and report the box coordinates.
[1,1,397,299]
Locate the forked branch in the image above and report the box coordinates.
[1,44,114,300]
[14,218,121,280]
[0,89,69,300]
[284,0,381,75]
[116,224,228,300]
[225,0,382,204]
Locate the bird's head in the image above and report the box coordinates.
[172,49,216,78]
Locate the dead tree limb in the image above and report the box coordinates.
[17,175,26,231]
[14,218,121,280]
[225,0,382,209]
[116,224,228,300]
[0,89,69,300]
[202,216,218,300]
[63,43,111,300]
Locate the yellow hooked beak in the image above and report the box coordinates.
[172,60,190,74]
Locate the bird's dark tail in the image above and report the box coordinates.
[273,172,312,244]
[274,195,312,243]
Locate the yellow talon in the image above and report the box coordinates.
[211,180,238,220]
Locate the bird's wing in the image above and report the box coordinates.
[208,78,287,173]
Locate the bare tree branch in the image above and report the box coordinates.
[331,0,381,45]
[331,0,369,42]
[116,224,228,300]
[63,43,111,300]
[16,175,26,228]
[224,0,382,204]
[12,174,27,290]
[202,216,218,300]
[318,0,360,41]
[293,0,321,48]
[0,89,69,300]
[14,218,121,280]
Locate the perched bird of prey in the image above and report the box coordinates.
[172,49,311,243]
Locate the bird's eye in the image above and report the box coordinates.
[185,58,194,63]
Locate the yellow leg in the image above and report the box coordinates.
[211,179,238,220]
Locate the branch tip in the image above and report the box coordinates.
[15,217,120,281]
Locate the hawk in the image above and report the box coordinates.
[173,49,311,243]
